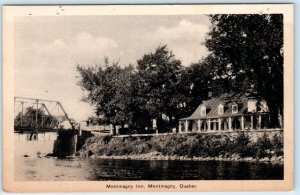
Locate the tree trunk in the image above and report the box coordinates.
[157,114,163,133]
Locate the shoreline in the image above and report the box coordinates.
[84,152,284,164]
[20,152,284,165]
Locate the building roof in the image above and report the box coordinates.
[180,96,250,120]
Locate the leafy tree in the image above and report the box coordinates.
[135,45,183,132]
[205,14,283,127]
[77,58,134,132]
[179,54,222,115]
[126,72,152,130]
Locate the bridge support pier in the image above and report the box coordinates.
[53,130,77,157]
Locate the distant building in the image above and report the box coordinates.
[79,120,112,135]
[79,119,130,135]
[179,96,276,133]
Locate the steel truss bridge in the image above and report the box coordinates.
[14,97,75,133]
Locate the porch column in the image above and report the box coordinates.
[241,116,244,130]
[179,121,182,133]
[109,124,113,135]
[185,120,188,133]
[116,126,119,135]
[250,115,253,130]
[218,118,222,131]
[229,117,232,131]
[208,119,211,131]
[258,114,262,129]
[198,119,201,132]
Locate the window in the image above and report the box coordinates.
[201,106,206,116]
[218,104,224,115]
[232,104,238,114]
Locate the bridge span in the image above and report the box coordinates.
[14,97,91,157]
[14,97,75,133]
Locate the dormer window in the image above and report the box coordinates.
[201,106,206,116]
[247,99,257,113]
[218,104,224,115]
[232,103,238,114]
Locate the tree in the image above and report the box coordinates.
[77,58,135,132]
[179,54,225,115]
[135,45,183,132]
[205,14,283,127]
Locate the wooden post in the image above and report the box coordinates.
[229,117,232,131]
[185,120,188,132]
[79,124,82,136]
[241,116,244,130]
[251,115,253,130]
[116,126,119,135]
[198,120,201,132]
[208,119,211,131]
[74,134,78,155]
[218,118,221,131]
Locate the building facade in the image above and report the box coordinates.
[179,97,272,133]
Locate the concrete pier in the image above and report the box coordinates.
[53,130,77,157]
[52,129,93,157]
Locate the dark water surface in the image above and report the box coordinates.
[14,132,283,181]
[15,157,283,181]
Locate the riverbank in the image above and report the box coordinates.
[78,131,284,163]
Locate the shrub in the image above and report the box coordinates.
[222,136,235,155]
[252,133,272,158]
[271,133,284,156]
[272,133,283,149]
[103,135,111,144]
[234,133,253,157]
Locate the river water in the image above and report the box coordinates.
[14,133,283,181]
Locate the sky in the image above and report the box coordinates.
[14,15,211,121]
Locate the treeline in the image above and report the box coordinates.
[77,14,283,133]
[77,46,208,133]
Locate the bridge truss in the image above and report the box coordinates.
[14,97,75,132]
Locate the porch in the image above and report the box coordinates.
[178,113,271,133]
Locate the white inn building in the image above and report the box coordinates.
[179,96,272,133]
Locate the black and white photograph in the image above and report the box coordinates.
[3,4,294,192]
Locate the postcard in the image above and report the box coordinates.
[2,4,294,192]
